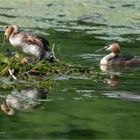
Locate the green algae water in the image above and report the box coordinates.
[0,0,140,139]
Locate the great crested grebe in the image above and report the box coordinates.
[4,24,53,61]
[96,41,140,66]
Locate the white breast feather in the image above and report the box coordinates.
[22,44,40,57]
[9,36,22,47]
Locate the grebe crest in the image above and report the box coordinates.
[104,41,120,55]
[5,24,20,39]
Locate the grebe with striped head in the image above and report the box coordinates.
[96,41,140,66]
[4,24,53,62]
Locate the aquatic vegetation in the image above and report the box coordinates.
[0,52,96,89]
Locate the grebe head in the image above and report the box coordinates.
[96,41,120,55]
[4,24,20,39]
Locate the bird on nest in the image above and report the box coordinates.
[4,24,54,62]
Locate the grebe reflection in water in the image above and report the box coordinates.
[0,87,47,115]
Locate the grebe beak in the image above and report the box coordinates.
[95,45,109,53]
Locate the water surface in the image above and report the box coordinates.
[0,0,140,139]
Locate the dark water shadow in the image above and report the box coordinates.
[0,7,14,10]
[47,128,105,139]
[0,13,16,18]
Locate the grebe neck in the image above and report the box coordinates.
[100,52,117,65]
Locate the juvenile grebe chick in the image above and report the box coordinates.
[96,41,140,66]
[4,24,53,62]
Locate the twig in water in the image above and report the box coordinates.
[52,43,59,62]
[8,69,17,80]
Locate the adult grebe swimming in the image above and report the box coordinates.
[4,24,53,61]
[96,41,140,66]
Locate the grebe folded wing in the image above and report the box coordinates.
[22,32,50,50]
[110,54,134,61]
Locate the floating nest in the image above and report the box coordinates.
[0,52,96,81]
